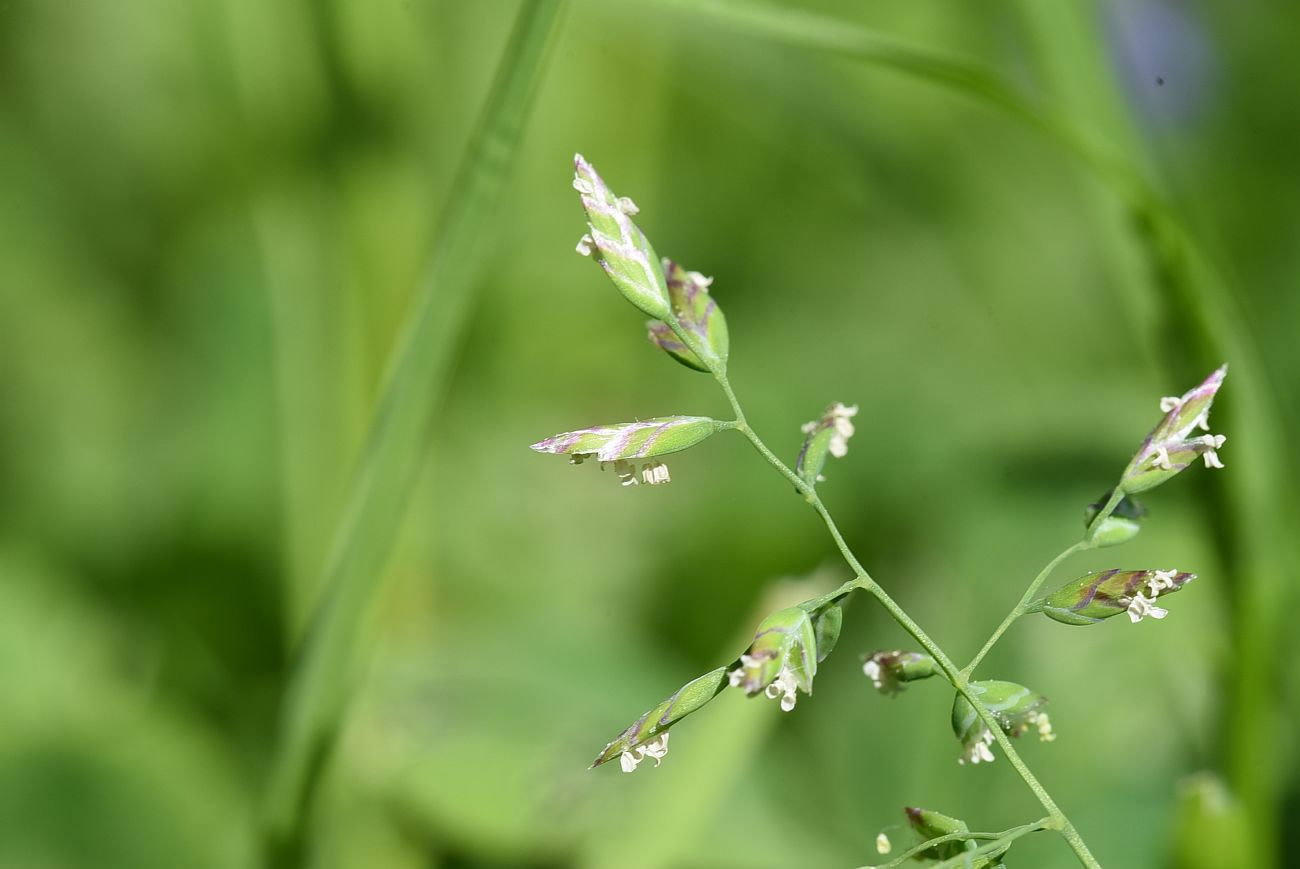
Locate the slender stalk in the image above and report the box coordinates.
[722,389,1100,868]
[258,2,565,861]
[662,257,1101,869]
[927,819,1053,869]
[660,311,1101,866]
[1084,486,1125,542]
[963,483,1125,677]
[860,817,1053,869]
[962,541,1084,678]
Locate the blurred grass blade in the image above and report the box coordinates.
[644,0,1038,119]
[639,0,1145,227]
[259,0,566,856]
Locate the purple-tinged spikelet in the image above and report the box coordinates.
[1032,568,1196,625]
[646,260,729,374]
[530,416,722,487]
[1121,365,1228,493]
[573,155,671,320]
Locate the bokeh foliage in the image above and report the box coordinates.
[1,1,1297,867]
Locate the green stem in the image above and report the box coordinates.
[257,2,565,861]
[659,283,1100,867]
[963,482,1124,678]
[927,818,1054,869]
[861,817,1053,869]
[962,541,1085,678]
[1084,486,1125,543]
[715,375,1101,868]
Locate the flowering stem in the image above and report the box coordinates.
[712,371,1101,868]
[962,480,1126,678]
[721,386,812,495]
[926,818,1055,869]
[961,540,1086,678]
[859,816,1054,869]
[657,310,1100,866]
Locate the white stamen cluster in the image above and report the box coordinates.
[801,402,859,459]
[1148,394,1225,475]
[615,196,639,215]
[728,656,800,712]
[764,667,800,712]
[1147,568,1179,596]
[1199,434,1226,468]
[598,459,671,487]
[876,832,892,855]
[828,403,858,457]
[862,659,884,691]
[1123,567,1184,623]
[618,732,670,773]
[1151,434,1226,472]
[1124,592,1167,622]
[1028,711,1056,743]
[641,461,671,485]
[958,726,996,765]
[576,233,594,256]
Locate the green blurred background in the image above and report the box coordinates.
[1,0,1297,866]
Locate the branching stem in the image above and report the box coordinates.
[661,308,1103,866]
[962,540,1085,678]
[963,482,1125,677]
[858,816,1054,869]
[684,329,1102,864]
[927,818,1054,869]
